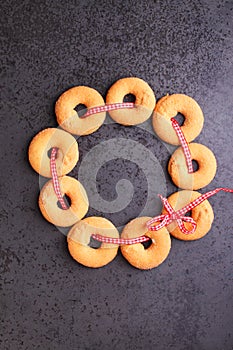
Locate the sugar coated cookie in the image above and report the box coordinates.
[168,143,217,190]
[120,217,171,270]
[106,77,156,125]
[163,190,214,240]
[67,217,119,268]
[55,86,105,135]
[28,128,78,178]
[153,94,204,145]
[39,176,89,227]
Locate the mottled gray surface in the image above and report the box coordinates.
[1,0,233,349]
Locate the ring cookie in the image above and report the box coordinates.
[28,128,78,178]
[67,217,119,268]
[168,143,217,190]
[153,94,204,145]
[39,176,89,227]
[120,217,171,270]
[55,86,105,135]
[163,190,214,241]
[106,77,156,125]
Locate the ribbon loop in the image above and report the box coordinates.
[146,214,168,231]
[177,217,197,235]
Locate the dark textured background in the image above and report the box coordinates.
[1,0,233,349]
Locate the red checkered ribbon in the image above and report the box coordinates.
[50,147,69,210]
[171,118,193,173]
[49,103,232,242]
[50,143,233,239]
[83,102,135,117]
[85,108,194,174]
[147,188,233,234]
[92,233,150,245]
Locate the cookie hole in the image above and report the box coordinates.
[123,93,136,103]
[88,236,102,249]
[141,238,152,249]
[57,195,71,209]
[74,103,87,118]
[174,113,185,126]
[47,147,58,159]
[192,160,199,172]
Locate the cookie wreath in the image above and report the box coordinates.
[28,77,232,269]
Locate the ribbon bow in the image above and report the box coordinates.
[146,194,197,234]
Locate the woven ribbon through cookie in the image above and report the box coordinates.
[91,234,150,245]
[50,147,68,210]
[82,102,135,117]
[171,118,193,173]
